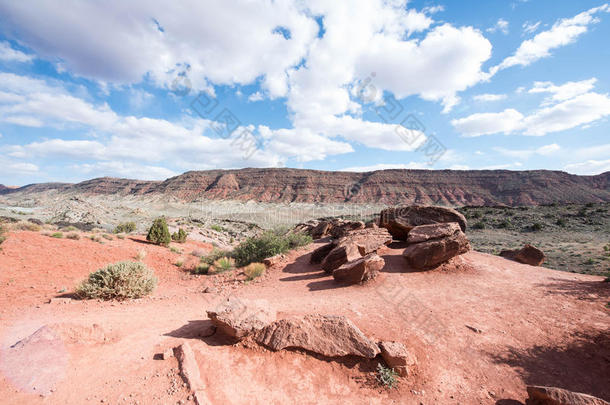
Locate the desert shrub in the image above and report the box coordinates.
[584,258,595,265]
[193,263,210,275]
[472,221,485,230]
[210,224,223,232]
[146,217,171,246]
[531,223,543,232]
[497,220,511,229]
[51,232,63,238]
[75,261,157,300]
[114,221,136,234]
[232,229,312,267]
[471,211,482,219]
[102,234,113,240]
[0,224,6,245]
[175,259,184,268]
[243,263,265,280]
[62,225,78,232]
[15,221,41,231]
[170,246,183,254]
[116,234,125,240]
[90,235,103,243]
[376,363,398,389]
[212,257,235,273]
[201,248,230,265]
[171,228,188,243]
[135,249,147,261]
[556,218,567,227]
[66,233,80,240]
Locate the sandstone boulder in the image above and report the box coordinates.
[330,220,365,238]
[263,254,284,267]
[321,242,362,273]
[407,222,461,244]
[526,386,609,405]
[310,242,337,264]
[255,314,380,358]
[500,244,545,266]
[403,225,470,270]
[379,341,417,377]
[380,206,467,240]
[332,253,385,284]
[206,297,276,340]
[311,221,332,239]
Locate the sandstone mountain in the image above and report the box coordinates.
[2,168,609,206]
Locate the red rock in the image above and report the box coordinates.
[311,221,332,239]
[403,229,470,269]
[255,314,380,358]
[321,228,392,273]
[500,244,545,266]
[407,222,462,244]
[263,254,284,267]
[332,253,385,284]
[310,242,337,264]
[330,221,365,238]
[379,341,417,377]
[526,385,609,405]
[175,342,204,391]
[206,297,276,340]
[321,242,362,273]
[380,206,467,240]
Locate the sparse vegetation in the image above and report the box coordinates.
[146,217,171,246]
[135,249,147,261]
[212,257,235,273]
[0,224,6,246]
[66,233,80,240]
[50,232,64,238]
[102,234,113,240]
[171,228,188,243]
[75,261,157,300]
[175,259,184,268]
[376,363,398,389]
[14,221,42,231]
[114,221,136,234]
[170,246,183,254]
[232,229,312,267]
[472,221,485,230]
[531,222,543,232]
[200,248,230,265]
[210,224,223,232]
[243,262,265,280]
[193,263,210,275]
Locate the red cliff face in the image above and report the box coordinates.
[3,169,609,206]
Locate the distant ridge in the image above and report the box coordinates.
[2,168,609,206]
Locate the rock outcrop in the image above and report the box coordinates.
[206,297,276,340]
[403,223,470,269]
[320,228,392,273]
[255,314,380,358]
[500,244,545,266]
[332,253,385,284]
[380,206,467,240]
[526,385,609,405]
[379,341,417,377]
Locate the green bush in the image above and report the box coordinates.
[193,263,210,275]
[146,217,171,246]
[114,222,136,234]
[210,224,223,232]
[212,257,235,273]
[201,248,230,265]
[497,220,511,229]
[472,221,485,230]
[51,232,64,238]
[0,224,6,245]
[102,234,113,240]
[66,233,80,240]
[244,263,265,280]
[171,228,188,243]
[75,261,157,300]
[556,218,567,227]
[376,363,398,389]
[232,229,312,267]
[531,223,543,232]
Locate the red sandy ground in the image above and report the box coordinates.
[0,231,608,405]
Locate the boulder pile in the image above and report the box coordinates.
[379,205,467,240]
[206,297,276,340]
[294,218,365,239]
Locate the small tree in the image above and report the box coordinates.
[171,228,188,243]
[114,221,136,234]
[147,217,171,246]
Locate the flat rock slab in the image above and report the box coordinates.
[526,385,609,405]
[255,314,380,358]
[407,222,461,244]
[380,206,467,240]
[206,297,276,340]
[403,229,470,270]
[333,253,385,284]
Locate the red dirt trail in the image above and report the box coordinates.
[0,231,608,404]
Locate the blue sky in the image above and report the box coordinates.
[0,0,609,185]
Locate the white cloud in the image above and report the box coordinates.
[0,41,33,62]
[490,4,610,75]
[528,78,597,104]
[342,162,428,172]
[564,159,610,175]
[522,21,541,35]
[473,93,507,102]
[423,5,445,14]
[523,92,610,135]
[451,109,525,137]
[487,18,509,35]
[493,143,560,159]
[248,92,264,102]
[72,161,177,180]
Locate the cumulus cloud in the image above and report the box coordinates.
[522,21,541,35]
[0,41,33,62]
[493,143,560,158]
[490,4,610,75]
[487,18,509,34]
[473,93,507,102]
[453,79,610,137]
[564,159,610,175]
